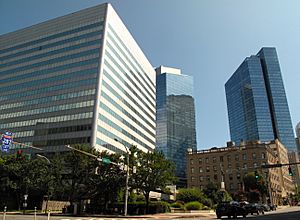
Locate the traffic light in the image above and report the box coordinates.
[255,170,259,179]
[16,150,23,160]
[288,166,293,176]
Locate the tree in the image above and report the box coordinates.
[131,149,176,213]
[243,172,267,202]
[177,188,205,203]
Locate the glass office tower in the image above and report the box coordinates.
[156,66,197,186]
[0,4,156,153]
[225,47,295,151]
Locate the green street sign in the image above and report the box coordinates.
[102,157,111,164]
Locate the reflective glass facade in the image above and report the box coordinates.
[0,4,156,153]
[225,47,296,151]
[156,66,197,185]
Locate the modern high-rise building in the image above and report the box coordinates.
[225,47,296,151]
[296,122,300,152]
[155,66,197,186]
[0,4,156,153]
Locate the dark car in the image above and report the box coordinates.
[216,202,248,219]
[244,203,265,215]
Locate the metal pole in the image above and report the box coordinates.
[124,155,129,216]
[34,207,36,220]
[47,210,50,220]
[3,206,6,220]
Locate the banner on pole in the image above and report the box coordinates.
[1,131,13,152]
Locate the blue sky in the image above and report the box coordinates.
[1,0,299,149]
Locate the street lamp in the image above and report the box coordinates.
[36,154,51,213]
[114,138,130,216]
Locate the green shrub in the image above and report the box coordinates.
[170,202,184,209]
[202,206,210,210]
[185,201,203,210]
[150,201,171,213]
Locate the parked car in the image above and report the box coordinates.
[269,204,277,211]
[216,201,248,219]
[244,203,265,215]
[261,204,271,212]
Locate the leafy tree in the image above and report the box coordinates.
[243,172,267,202]
[131,149,176,213]
[177,188,205,203]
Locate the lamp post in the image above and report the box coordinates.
[37,154,51,214]
[114,139,130,216]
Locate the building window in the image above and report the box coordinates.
[236,163,240,169]
[235,154,239,161]
[205,157,209,163]
[207,175,210,181]
[252,153,256,159]
[199,158,202,164]
[213,166,217,171]
[227,155,231,162]
[191,176,195,182]
[220,156,223,162]
[261,153,266,159]
[199,167,203,173]
[190,159,194,165]
[230,183,234,190]
[237,173,241,179]
[214,174,218,180]
[229,174,233,180]
[242,154,247,160]
[228,164,232,169]
[253,163,258,168]
[206,166,210,172]
[199,176,203,182]
[243,163,247,169]
[191,168,194,174]
[213,157,216,163]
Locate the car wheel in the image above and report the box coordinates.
[243,214,246,218]
[217,215,221,219]
[228,215,231,219]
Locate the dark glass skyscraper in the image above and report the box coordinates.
[156,66,197,186]
[225,47,296,151]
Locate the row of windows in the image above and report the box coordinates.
[2,42,100,74]
[105,38,155,102]
[0,21,104,55]
[96,138,125,154]
[107,25,155,93]
[0,67,98,93]
[0,77,97,101]
[104,58,155,116]
[100,99,154,138]
[34,136,91,147]
[191,153,267,164]
[0,100,94,120]
[101,90,155,137]
[105,46,155,107]
[0,112,93,129]
[0,56,98,85]
[1,37,102,69]
[1,32,101,66]
[192,162,266,174]
[101,82,155,131]
[103,70,155,123]
[99,102,155,145]
[0,89,95,111]
[0,47,100,76]
[99,114,153,151]
[14,124,92,138]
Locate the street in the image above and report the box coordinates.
[3,206,300,220]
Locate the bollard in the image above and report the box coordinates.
[3,206,7,220]
[47,210,50,220]
[34,207,37,220]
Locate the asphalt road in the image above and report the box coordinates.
[3,206,300,220]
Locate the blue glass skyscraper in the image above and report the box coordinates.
[156,66,197,186]
[225,47,296,151]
